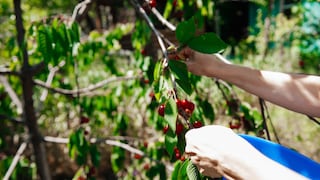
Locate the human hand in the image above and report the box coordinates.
[185,125,258,179]
[169,47,225,77]
[185,125,308,180]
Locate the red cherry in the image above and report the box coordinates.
[299,60,305,68]
[175,122,184,135]
[175,151,181,159]
[84,130,89,135]
[77,176,86,180]
[144,79,150,84]
[193,121,202,128]
[88,166,96,176]
[149,91,155,98]
[143,163,150,170]
[158,104,165,117]
[80,116,90,124]
[143,141,148,148]
[180,155,186,161]
[187,101,195,112]
[141,48,147,56]
[163,124,169,134]
[134,153,143,159]
[181,100,194,111]
[174,147,179,153]
[176,99,183,109]
[180,99,189,109]
[229,121,241,129]
[173,0,177,7]
[149,0,156,8]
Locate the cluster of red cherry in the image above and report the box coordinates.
[159,99,203,136]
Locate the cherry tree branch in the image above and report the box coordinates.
[43,136,174,171]
[34,75,141,96]
[0,114,24,124]
[148,2,176,31]
[129,0,168,62]
[0,76,23,114]
[0,68,20,76]
[3,142,28,180]
[40,61,65,101]
[71,0,92,23]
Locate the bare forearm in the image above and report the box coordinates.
[208,56,320,117]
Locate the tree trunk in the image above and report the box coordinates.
[13,0,51,179]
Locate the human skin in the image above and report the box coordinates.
[185,125,308,180]
[176,48,320,117]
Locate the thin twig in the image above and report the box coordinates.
[40,61,65,101]
[259,98,271,140]
[34,75,141,96]
[307,116,320,126]
[0,76,23,114]
[0,114,24,124]
[0,68,20,76]
[3,142,28,180]
[129,0,168,63]
[71,0,92,23]
[150,5,176,31]
[43,136,174,171]
[262,100,281,144]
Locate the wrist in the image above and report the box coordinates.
[204,55,228,78]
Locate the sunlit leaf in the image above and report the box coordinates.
[188,32,228,54]
[186,161,201,180]
[176,17,196,44]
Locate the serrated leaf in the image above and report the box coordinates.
[188,32,228,54]
[171,161,182,180]
[187,161,201,180]
[176,17,196,44]
[177,159,189,180]
[165,130,178,158]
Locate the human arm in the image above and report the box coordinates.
[185,125,308,180]
[177,48,320,117]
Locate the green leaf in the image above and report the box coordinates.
[176,79,192,95]
[165,130,178,158]
[186,161,201,180]
[71,22,80,43]
[171,161,182,180]
[168,60,189,82]
[163,0,174,19]
[188,32,228,54]
[176,17,196,44]
[111,147,125,173]
[177,159,189,180]
[165,98,178,131]
[153,76,165,101]
[90,145,101,167]
[201,99,215,121]
[153,61,162,81]
[76,153,87,165]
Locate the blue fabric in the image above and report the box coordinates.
[239,134,320,179]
